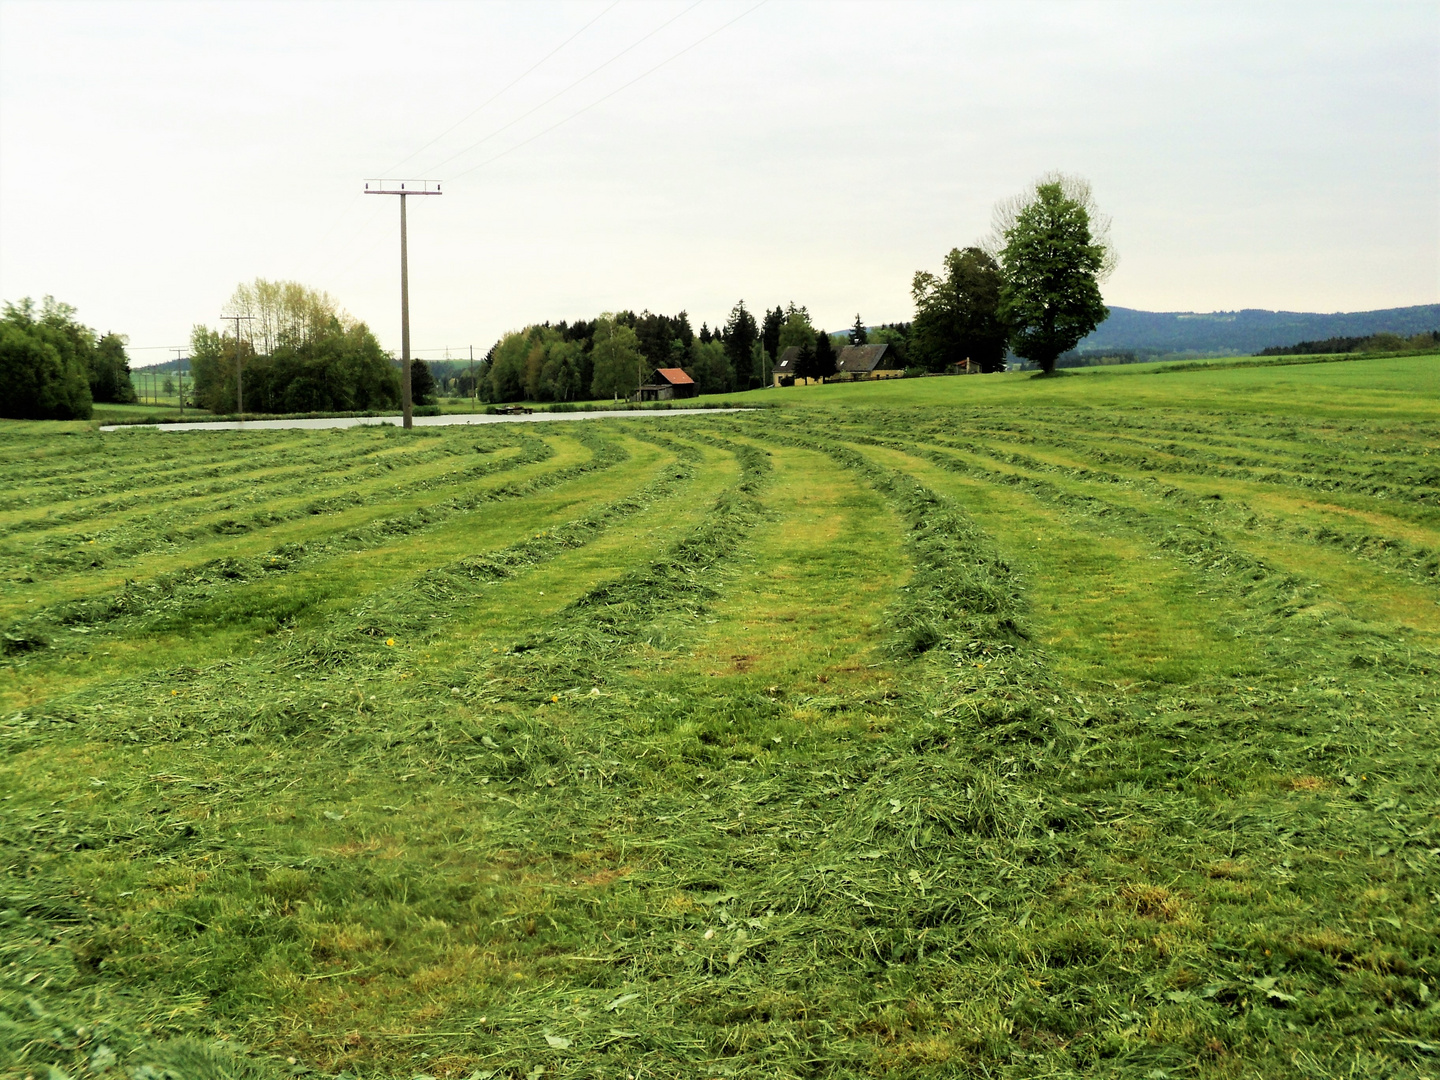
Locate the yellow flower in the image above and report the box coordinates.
[551,694,559,703]
[386,638,395,647]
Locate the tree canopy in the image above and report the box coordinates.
[0,297,137,419]
[911,247,1009,373]
[588,316,646,400]
[775,303,815,354]
[994,174,1114,374]
[190,279,397,414]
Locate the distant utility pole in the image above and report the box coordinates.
[468,344,475,403]
[221,313,255,418]
[173,348,187,418]
[364,179,442,429]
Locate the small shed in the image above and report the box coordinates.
[634,367,697,401]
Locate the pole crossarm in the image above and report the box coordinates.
[364,179,443,195]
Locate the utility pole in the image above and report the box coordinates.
[173,348,187,418]
[469,344,475,405]
[364,179,442,429]
[222,314,254,418]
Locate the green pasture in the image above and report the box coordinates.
[1,354,1438,1079]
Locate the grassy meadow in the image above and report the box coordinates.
[2,354,1438,1079]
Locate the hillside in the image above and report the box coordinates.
[1076,302,1440,356]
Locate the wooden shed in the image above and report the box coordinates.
[634,367,697,401]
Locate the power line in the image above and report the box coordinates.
[381,0,621,179]
[314,6,701,292]
[450,0,768,181]
[421,0,704,178]
[299,7,620,286]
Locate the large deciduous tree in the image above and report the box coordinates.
[687,339,733,394]
[911,247,1009,373]
[775,302,815,354]
[993,173,1114,374]
[589,315,645,399]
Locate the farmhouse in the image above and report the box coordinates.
[634,367,697,401]
[773,342,904,386]
[772,346,813,387]
[834,343,903,380]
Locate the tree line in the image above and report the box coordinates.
[0,297,136,420]
[479,302,921,403]
[479,302,810,403]
[1258,330,1440,357]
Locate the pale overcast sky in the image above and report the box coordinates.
[1,0,1436,364]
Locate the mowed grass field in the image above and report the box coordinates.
[1,355,1438,1080]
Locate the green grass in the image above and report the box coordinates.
[2,354,1438,1079]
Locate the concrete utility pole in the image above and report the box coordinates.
[221,314,254,418]
[173,348,187,418]
[364,179,442,429]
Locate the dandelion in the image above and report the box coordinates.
[551,694,559,703]
[386,638,395,647]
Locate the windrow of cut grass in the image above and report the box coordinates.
[0,428,631,655]
[2,354,1438,1080]
[0,429,551,590]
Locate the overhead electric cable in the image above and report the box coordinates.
[451,0,768,181]
[380,0,621,178]
[303,3,617,285]
[420,0,704,178]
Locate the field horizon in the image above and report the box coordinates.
[2,352,1437,1079]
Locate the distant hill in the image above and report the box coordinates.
[1076,304,1440,356]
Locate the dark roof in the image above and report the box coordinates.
[653,367,695,385]
[835,344,890,373]
[774,346,801,372]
